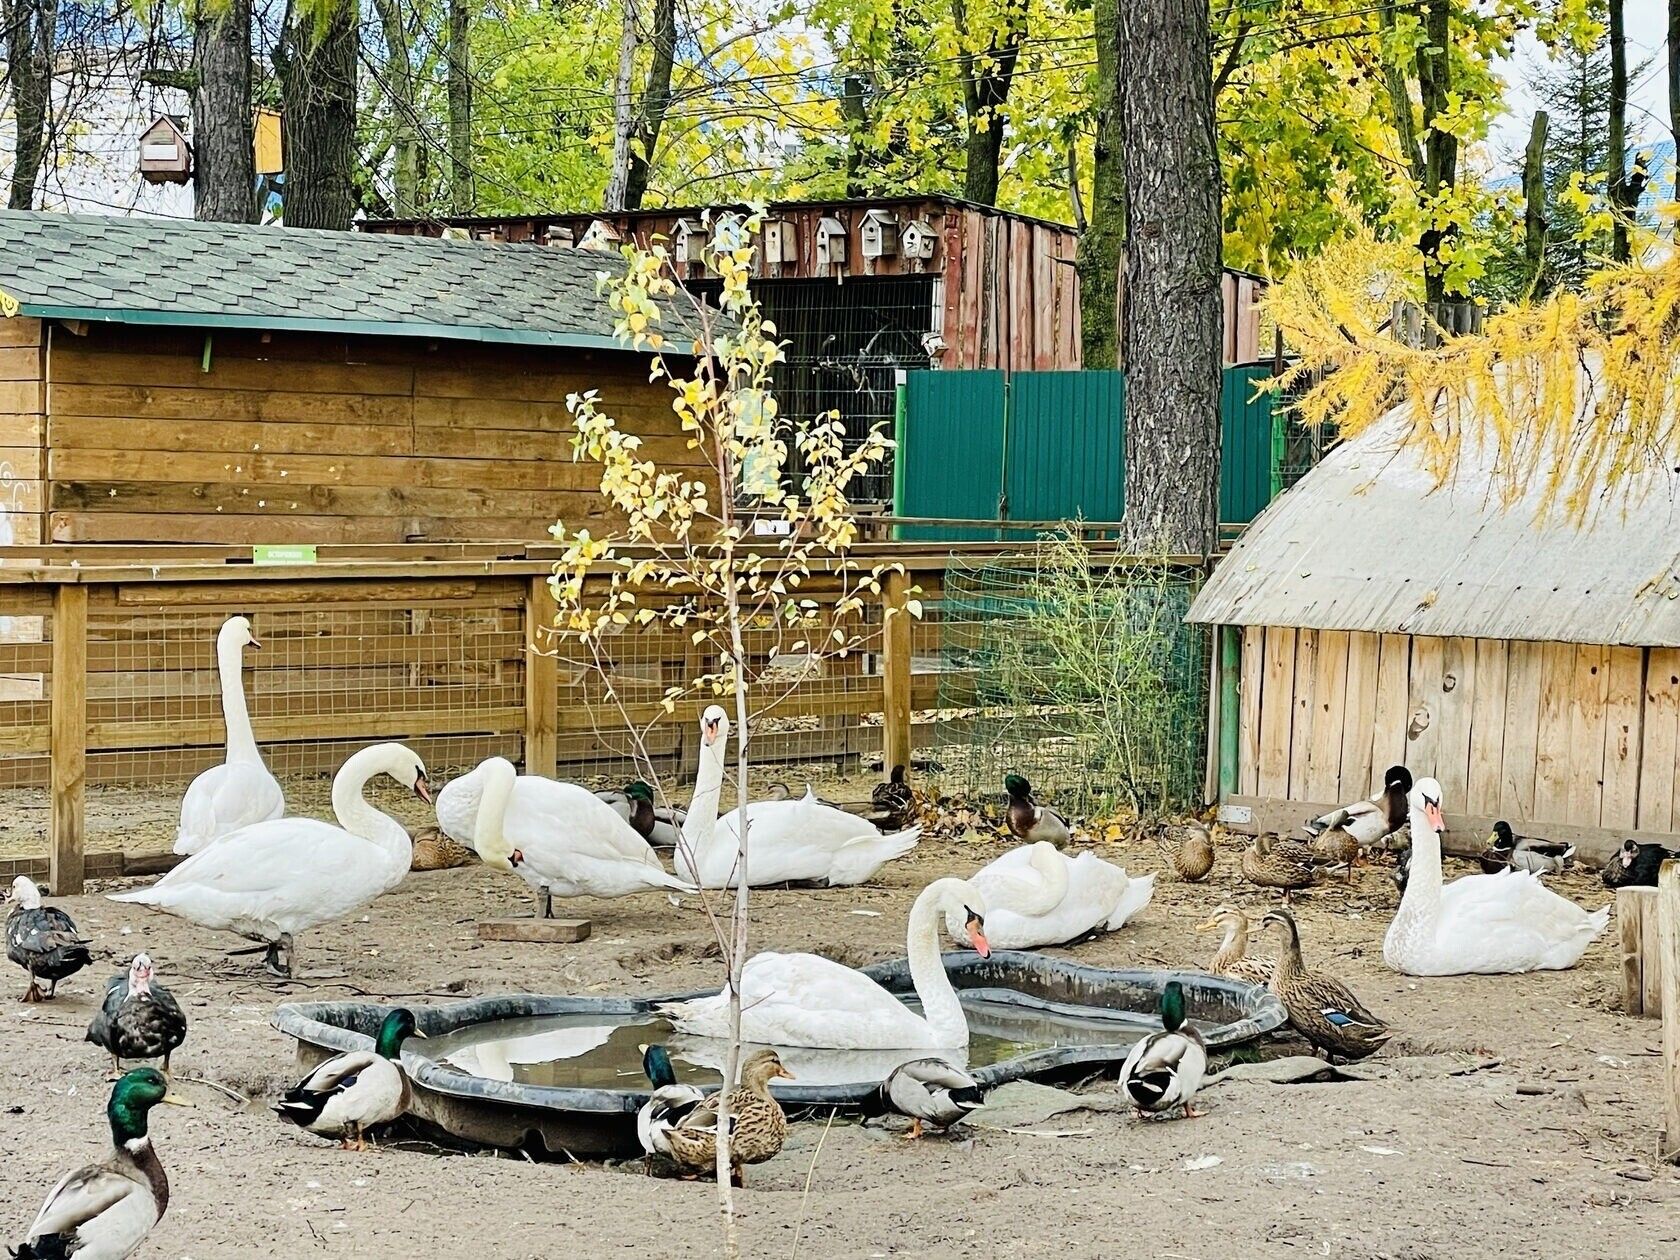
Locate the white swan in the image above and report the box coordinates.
[110,742,429,976]
[658,876,990,1050]
[1382,777,1611,976]
[674,707,921,888]
[436,755,694,917]
[946,842,1155,949]
[174,615,284,856]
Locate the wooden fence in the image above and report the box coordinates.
[0,544,1004,892]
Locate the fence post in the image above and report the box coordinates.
[1661,859,1680,1163]
[881,570,913,779]
[50,583,87,895]
[524,574,558,779]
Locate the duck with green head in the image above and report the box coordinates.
[273,1007,423,1150]
[1117,980,1207,1119]
[635,1043,706,1171]
[1003,774,1070,849]
[13,1067,191,1259]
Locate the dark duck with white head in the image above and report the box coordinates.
[6,875,93,1002]
[87,953,189,1078]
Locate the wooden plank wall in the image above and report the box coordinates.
[0,317,45,546]
[1234,626,1680,840]
[42,323,700,545]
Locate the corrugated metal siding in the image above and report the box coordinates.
[1006,371,1124,522]
[1188,410,1680,647]
[897,370,1006,541]
[1220,365,1278,525]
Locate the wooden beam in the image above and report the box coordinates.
[1661,859,1680,1162]
[524,574,558,778]
[880,569,913,781]
[1620,887,1653,1017]
[49,584,87,894]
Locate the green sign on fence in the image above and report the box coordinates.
[252,544,318,565]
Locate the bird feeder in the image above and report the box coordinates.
[138,115,191,186]
[860,209,899,260]
[578,220,623,251]
[901,219,938,262]
[672,218,706,264]
[815,216,848,271]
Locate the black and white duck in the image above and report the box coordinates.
[1479,821,1574,875]
[273,1008,423,1149]
[87,953,189,1078]
[635,1043,705,1170]
[1118,980,1207,1119]
[1302,766,1412,862]
[881,1057,984,1138]
[6,875,93,1002]
[10,1067,190,1260]
[1004,774,1071,848]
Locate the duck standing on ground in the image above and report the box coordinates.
[86,953,188,1077]
[1383,778,1610,975]
[174,615,285,857]
[1241,834,1315,899]
[664,1048,794,1186]
[11,1068,190,1260]
[1302,766,1412,865]
[1004,774,1071,849]
[273,1008,423,1150]
[1260,909,1391,1061]
[1601,838,1679,889]
[6,876,93,1002]
[1195,905,1273,985]
[881,1058,983,1138]
[635,1043,705,1170]
[1479,821,1574,875]
[1159,821,1215,881]
[872,765,916,829]
[1118,980,1207,1119]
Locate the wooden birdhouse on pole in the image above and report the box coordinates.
[138,115,191,185]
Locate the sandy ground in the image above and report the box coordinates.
[2,811,1676,1259]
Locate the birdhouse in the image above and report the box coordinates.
[138,115,191,185]
[901,219,937,261]
[860,209,898,260]
[760,218,798,266]
[252,108,283,175]
[578,220,623,251]
[543,226,575,248]
[815,216,848,270]
[672,218,706,264]
[710,212,749,255]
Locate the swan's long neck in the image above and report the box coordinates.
[1392,801,1444,932]
[907,879,970,1046]
[331,748,410,870]
[217,632,261,765]
[472,760,517,864]
[680,732,727,857]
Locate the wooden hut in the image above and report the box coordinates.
[0,210,699,546]
[1188,409,1680,864]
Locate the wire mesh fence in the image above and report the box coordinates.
[931,539,1209,822]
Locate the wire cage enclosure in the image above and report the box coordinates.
[932,542,1209,822]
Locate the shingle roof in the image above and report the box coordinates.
[0,210,645,351]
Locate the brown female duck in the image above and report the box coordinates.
[1194,904,1273,985]
[1159,821,1215,882]
[1259,909,1391,1061]
[664,1048,794,1186]
[1241,834,1315,899]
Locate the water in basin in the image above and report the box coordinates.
[421,990,1188,1091]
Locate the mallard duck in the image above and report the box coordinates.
[409,825,477,871]
[664,1048,794,1186]
[1118,980,1207,1119]
[86,953,188,1078]
[635,1043,705,1170]
[1004,774,1071,848]
[174,615,285,857]
[1479,820,1573,875]
[1602,837,1679,889]
[273,1008,423,1149]
[1302,766,1412,863]
[1241,834,1315,898]
[598,781,686,848]
[1158,821,1214,881]
[881,1057,983,1138]
[11,1068,190,1260]
[1195,904,1273,985]
[1384,779,1610,975]
[1259,909,1390,1061]
[6,876,93,1002]
[872,764,916,829]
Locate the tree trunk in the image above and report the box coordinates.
[603,0,640,212]
[447,0,473,214]
[5,0,56,210]
[840,74,868,195]
[954,0,1026,207]
[1415,0,1459,301]
[1116,0,1222,556]
[373,0,421,217]
[1608,0,1631,262]
[623,0,675,211]
[192,0,256,223]
[1077,0,1123,370]
[276,0,358,230]
[1522,110,1549,294]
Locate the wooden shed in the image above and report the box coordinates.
[1188,409,1680,864]
[0,210,698,545]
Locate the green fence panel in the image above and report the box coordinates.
[1219,364,1278,525]
[1006,371,1125,524]
[896,370,1006,540]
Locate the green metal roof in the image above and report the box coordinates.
[0,210,648,351]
